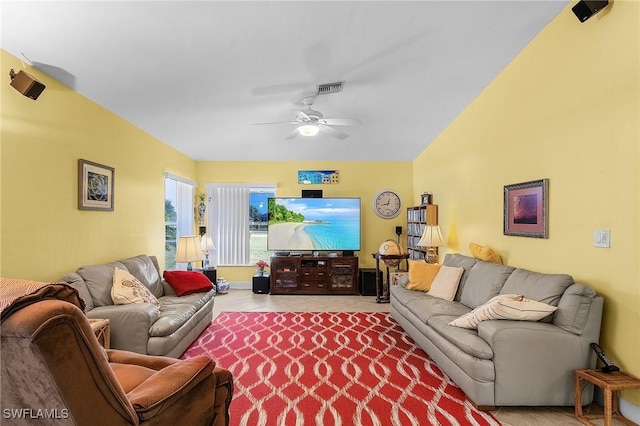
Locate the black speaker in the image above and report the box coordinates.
[9,69,46,100]
[253,274,270,294]
[359,268,381,296]
[302,190,323,198]
[395,226,402,237]
[572,0,608,22]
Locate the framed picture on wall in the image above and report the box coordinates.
[503,178,548,238]
[78,159,115,211]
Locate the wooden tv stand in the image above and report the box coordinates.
[270,256,359,295]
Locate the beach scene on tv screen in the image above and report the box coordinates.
[268,198,361,251]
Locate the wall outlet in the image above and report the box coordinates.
[594,229,610,248]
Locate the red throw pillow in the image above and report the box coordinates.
[163,271,213,296]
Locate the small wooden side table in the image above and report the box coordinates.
[88,318,111,349]
[371,252,409,303]
[575,369,640,426]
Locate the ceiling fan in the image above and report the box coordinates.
[254,96,361,140]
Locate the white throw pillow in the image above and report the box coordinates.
[449,294,557,329]
[111,267,160,307]
[426,265,464,301]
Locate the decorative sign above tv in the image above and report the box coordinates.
[267,197,361,252]
[298,170,339,185]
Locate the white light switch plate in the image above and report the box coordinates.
[594,229,610,248]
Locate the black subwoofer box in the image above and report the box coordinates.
[253,274,270,294]
[359,268,382,296]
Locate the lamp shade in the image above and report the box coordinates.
[417,225,446,248]
[175,235,203,263]
[200,234,215,251]
[298,124,320,136]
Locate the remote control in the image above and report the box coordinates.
[590,342,620,373]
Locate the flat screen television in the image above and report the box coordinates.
[267,197,361,252]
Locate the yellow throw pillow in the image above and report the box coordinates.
[469,243,503,264]
[406,260,441,292]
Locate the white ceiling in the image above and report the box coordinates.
[1,1,568,161]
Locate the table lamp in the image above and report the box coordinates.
[200,234,216,268]
[176,235,203,271]
[417,225,446,264]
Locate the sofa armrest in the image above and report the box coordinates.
[478,320,596,405]
[88,304,160,354]
[126,356,215,421]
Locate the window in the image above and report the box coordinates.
[165,174,196,270]
[206,184,275,266]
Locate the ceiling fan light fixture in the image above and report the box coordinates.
[298,124,320,137]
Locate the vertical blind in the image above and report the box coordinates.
[207,184,251,266]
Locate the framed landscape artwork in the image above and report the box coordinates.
[503,179,548,238]
[78,159,115,211]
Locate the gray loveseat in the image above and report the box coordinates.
[390,253,603,409]
[62,254,215,358]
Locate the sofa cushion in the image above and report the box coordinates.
[442,253,478,301]
[449,294,557,329]
[77,261,128,307]
[553,284,597,335]
[427,265,463,301]
[500,269,573,308]
[163,271,214,296]
[119,255,164,299]
[403,292,472,324]
[460,261,515,309]
[61,272,95,311]
[149,302,199,337]
[406,260,440,292]
[427,316,494,360]
[111,267,161,307]
[469,243,502,264]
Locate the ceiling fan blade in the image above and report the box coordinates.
[253,121,298,126]
[318,124,349,140]
[285,128,300,140]
[321,118,362,126]
[296,110,312,121]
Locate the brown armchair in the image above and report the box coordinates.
[0,280,233,425]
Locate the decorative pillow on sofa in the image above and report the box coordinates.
[163,271,213,296]
[111,267,160,307]
[427,265,464,301]
[449,294,557,329]
[469,243,502,264]
[406,260,441,291]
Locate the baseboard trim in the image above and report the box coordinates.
[229,281,251,290]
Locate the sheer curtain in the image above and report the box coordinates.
[206,184,251,266]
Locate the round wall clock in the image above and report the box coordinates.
[372,189,402,219]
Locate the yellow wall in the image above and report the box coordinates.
[413,2,639,403]
[196,161,413,282]
[0,50,196,280]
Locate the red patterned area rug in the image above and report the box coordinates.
[182,312,500,426]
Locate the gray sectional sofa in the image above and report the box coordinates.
[390,253,603,409]
[62,254,215,358]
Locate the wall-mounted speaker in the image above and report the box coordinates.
[302,190,323,198]
[572,0,608,22]
[9,69,46,100]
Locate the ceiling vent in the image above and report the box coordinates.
[317,81,343,95]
